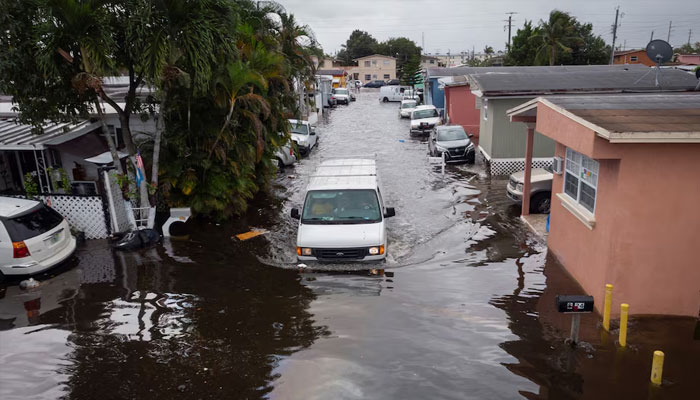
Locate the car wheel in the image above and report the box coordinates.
[0,270,5,284]
[467,152,476,164]
[276,157,284,169]
[383,97,389,102]
[530,192,552,214]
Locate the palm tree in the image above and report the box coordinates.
[530,10,579,66]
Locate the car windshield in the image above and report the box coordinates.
[2,204,63,241]
[412,109,438,119]
[437,127,468,141]
[302,190,381,224]
[290,122,309,135]
[402,101,417,109]
[334,89,348,95]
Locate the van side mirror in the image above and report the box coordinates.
[291,208,300,219]
[384,207,396,218]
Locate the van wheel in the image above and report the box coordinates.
[530,192,551,214]
[383,97,389,102]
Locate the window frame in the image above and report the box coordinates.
[563,147,599,214]
[364,74,371,81]
[630,56,638,62]
[383,74,390,79]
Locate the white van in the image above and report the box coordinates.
[379,85,411,102]
[291,158,396,262]
[0,197,77,281]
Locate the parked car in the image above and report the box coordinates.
[428,125,475,164]
[506,168,553,214]
[274,143,297,169]
[289,119,317,156]
[399,99,418,118]
[402,89,419,101]
[409,105,440,134]
[0,197,77,282]
[363,80,386,88]
[290,158,395,262]
[331,87,351,105]
[386,79,400,86]
[379,85,411,102]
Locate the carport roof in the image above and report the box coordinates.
[0,119,101,150]
[507,93,700,143]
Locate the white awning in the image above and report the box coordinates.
[84,151,129,164]
[0,119,102,150]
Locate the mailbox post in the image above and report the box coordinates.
[555,295,594,346]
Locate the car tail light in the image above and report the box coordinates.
[13,241,30,258]
[289,147,294,156]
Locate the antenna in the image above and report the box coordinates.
[645,40,674,87]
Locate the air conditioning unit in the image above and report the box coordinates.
[552,156,564,175]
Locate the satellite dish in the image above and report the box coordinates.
[645,40,673,64]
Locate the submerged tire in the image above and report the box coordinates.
[276,157,284,169]
[530,192,552,214]
[383,97,389,102]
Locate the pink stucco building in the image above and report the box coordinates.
[444,78,481,137]
[508,93,700,317]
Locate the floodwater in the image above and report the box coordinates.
[1,90,699,399]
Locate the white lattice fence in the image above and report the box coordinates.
[40,195,109,239]
[487,158,554,176]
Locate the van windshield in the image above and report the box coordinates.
[2,205,63,241]
[302,190,381,224]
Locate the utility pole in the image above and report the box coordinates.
[650,31,654,42]
[609,7,620,65]
[505,12,517,52]
[667,21,672,42]
[688,29,692,46]
[422,32,425,52]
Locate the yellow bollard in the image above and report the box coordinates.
[603,284,613,331]
[619,303,629,347]
[650,351,664,385]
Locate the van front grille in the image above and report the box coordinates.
[313,248,368,260]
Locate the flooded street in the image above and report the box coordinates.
[1,89,699,399]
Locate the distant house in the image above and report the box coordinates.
[613,49,656,67]
[508,93,700,317]
[345,54,396,83]
[465,64,699,175]
[317,69,347,88]
[676,54,700,65]
[424,66,473,111]
[420,55,441,70]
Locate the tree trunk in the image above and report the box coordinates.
[94,99,123,174]
[550,45,556,66]
[118,112,150,213]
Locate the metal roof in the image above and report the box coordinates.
[426,64,647,79]
[317,69,346,76]
[0,119,101,150]
[308,158,377,190]
[469,65,698,96]
[508,93,700,143]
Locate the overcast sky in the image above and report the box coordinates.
[277,0,700,55]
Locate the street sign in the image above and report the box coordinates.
[555,295,594,313]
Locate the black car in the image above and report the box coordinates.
[429,125,476,163]
[386,79,400,86]
[363,80,386,88]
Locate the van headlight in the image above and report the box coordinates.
[297,247,313,256]
[368,245,385,255]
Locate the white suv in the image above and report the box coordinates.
[289,119,318,156]
[291,158,396,262]
[0,197,77,281]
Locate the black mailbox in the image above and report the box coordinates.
[555,295,594,313]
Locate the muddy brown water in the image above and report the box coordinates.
[1,90,699,399]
